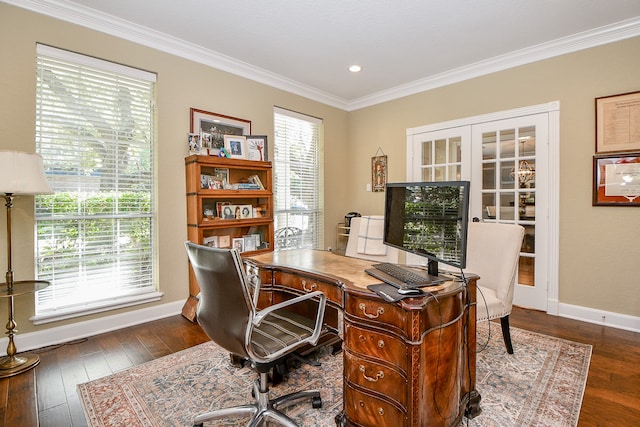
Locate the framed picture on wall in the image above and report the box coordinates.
[371,155,387,192]
[190,109,251,155]
[595,91,640,153]
[593,152,640,206]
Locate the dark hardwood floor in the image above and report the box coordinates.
[0,307,638,426]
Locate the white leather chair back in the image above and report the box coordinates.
[464,221,524,319]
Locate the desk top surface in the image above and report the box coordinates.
[246,249,458,293]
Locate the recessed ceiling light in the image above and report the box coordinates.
[348,65,362,73]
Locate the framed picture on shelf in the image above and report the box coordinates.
[245,135,268,161]
[200,173,211,189]
[203,235,218,247]
[243,235,257,252]
[188,133,202,155]
[214,168,229,187]
[244,233,261,248]
[202,203,215,220]
[190,108,251,155]
[239,205,253,219]
[232,237,245,252]
[220,204,235,219]
[595,91,640,153]
[593,153,640,206]
[224,135,247,159]
[218,235,231,248]
[216,201,230,218]
[200,132,214,155]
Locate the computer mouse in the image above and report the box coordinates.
[397,287,423,295]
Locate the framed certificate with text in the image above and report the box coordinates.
[595,91,640,153]
[593,153,640,206]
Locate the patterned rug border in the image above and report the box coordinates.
[78,323,592,427]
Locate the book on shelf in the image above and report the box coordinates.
[248,174,265,190]
[234,183,261,190]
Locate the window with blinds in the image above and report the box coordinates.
[33,44,160,322]
[273,107,323,251]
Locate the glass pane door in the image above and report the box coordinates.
[471,113,549,310]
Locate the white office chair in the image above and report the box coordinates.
[464,221,524,354]
[344,216,399,263]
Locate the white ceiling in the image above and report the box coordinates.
[8,0,640,110]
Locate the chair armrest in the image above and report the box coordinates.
[253,290,327,346]
[246,270,262,307]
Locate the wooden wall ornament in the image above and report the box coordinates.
[372,147,387,192]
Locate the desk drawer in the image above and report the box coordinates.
[344,322,408,372]
[344,292,408,336]
[344,350,408,408]
[344,383,407,427]
[274,271,342,305]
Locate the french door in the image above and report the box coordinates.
[407,103,559,312]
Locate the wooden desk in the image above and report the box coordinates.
[245,249,481,427]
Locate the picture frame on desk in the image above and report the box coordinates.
[593,153,640,206]
[190,108,251,154]
[224,135,247,159]
[245,135,268,161]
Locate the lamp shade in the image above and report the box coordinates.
[0,150,53,195]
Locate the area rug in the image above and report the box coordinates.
[78,323,591,427]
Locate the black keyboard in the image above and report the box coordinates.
[367,263,443,287]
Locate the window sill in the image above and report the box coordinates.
[30,291,164,325]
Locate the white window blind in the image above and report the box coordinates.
[273,107,323,251]
[34,44,159,321]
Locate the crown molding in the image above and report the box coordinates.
[347,17,640,111]
[5,0,640,111]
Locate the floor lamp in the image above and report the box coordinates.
[0,150,52,378]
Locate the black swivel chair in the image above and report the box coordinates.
[184,241,327,427]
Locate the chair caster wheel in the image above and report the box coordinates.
[312,396,323,409]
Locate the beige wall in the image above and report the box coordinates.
[0,4,638,336]
[347,37,640,318]
[0,4,348,333]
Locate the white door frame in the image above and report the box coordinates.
[406,101,560,315]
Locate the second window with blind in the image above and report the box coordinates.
[273,107,323,251]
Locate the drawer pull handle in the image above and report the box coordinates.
[378,340,385,348]
[378,408,384,416]
[360,365,384,382]
[302,280,317,291]
[358,303,384,319]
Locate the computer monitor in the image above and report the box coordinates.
[383,181,470,276]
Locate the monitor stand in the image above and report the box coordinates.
[427,259,439,277]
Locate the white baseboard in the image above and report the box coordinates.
[557,302,640,333]
[1,300,184,356]
[2,300,638,357]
